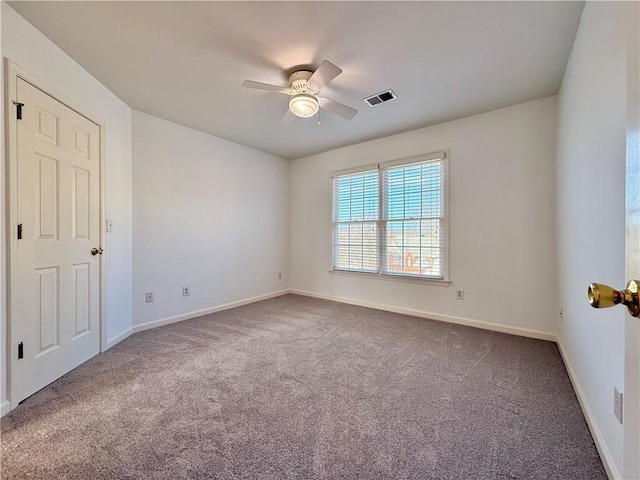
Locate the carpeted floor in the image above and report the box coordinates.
[1,294,605,479]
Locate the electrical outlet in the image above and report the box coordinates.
[278,272,282,279]
[145,292,153,303]
[106,218,114,233]
[614,387,623,424]
[182,287,190,297]
[456,289,464,300]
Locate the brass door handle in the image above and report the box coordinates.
[90,247,104,256]
[588,280,640,317]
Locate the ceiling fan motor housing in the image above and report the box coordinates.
[289,71,315,94]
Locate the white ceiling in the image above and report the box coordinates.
[9,1,584,160]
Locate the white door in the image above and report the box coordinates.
[589,7,640,476]
[624,3,640,476]
[12,78,101,403]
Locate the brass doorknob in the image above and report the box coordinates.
[588,280,640,317]
[90,247,104,256]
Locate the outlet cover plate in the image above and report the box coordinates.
[456,289,464,300]
[614,386,623,424]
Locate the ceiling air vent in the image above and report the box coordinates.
[364,89,397,107]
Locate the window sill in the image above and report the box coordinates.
[329,269,451,287]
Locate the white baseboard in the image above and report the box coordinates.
[132,289,290,334]
[289,289,556,342]
[1,400,11,417]
[105,327,133,350]
[556,338,620,480]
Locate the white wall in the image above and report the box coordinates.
[132,111,289,327]
[556,2,633,476]
[290,97,558,337]
[1,3,133,409]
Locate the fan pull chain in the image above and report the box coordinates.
[317,107,321,126]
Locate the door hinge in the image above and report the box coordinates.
[17,223,23,240]
[15,102,24,120]
[18,342,23,359]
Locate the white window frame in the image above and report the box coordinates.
[330,151,450,284]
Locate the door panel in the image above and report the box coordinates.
[72,262,91,337]
[34,107,58,144]
[13,78,101,403]
[72,167,90,239]
[36,266,59,353]
[36,154,59,239]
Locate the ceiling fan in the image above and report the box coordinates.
[241,60,358,124]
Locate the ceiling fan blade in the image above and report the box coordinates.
[308,61,342,91]
[241,80,290,94]
[318,96,358,120]
[280,109,296,126]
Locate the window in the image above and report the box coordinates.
[332,169,379,273]
[331,152,448,281]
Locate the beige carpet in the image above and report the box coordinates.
[1,294,605,479]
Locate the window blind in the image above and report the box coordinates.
[332,170,379,272]
[381,158,444,279]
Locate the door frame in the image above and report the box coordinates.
[4,60,107,411]
[624,2,640,475]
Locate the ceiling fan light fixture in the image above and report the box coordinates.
[289,93,319,118]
